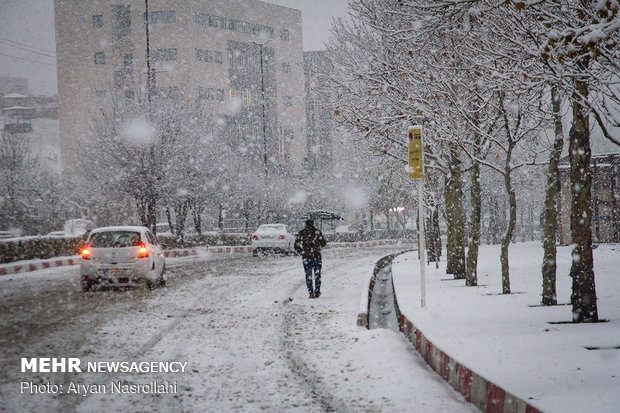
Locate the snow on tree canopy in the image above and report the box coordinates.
[344,187,368,210]
[122,117,156,145]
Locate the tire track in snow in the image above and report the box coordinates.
[53,257,261,413]
[277,253,383,413]
[280,293,351,413]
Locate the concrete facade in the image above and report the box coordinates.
[0,77,28,96]
[303,50,333,175]
[558,153,620,244]
[54,0,306,173]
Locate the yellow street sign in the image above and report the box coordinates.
[408,127,423,179]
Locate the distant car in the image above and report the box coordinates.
[45,231,65,238]
[155,222,171,235]
[251,224,295,256]
[335,225,355,234]
[80,226,165,291]
[64,218,95,237]
[0,230,18,239]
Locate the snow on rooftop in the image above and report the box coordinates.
[1,93,29,99]
[1,106,33,110]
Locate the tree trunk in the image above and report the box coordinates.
[217,204,223,230]
[569,70,598,322]
[445,147,466,279]
[166,207,173,235]
[541,87,564,306]
[369,209,374,231]
[466,159,481,287]
[192,202,202,235]
[432,206,441,268]
[500,170,516,294]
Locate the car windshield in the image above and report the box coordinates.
[258,225,284,232]
[88,231,142,248]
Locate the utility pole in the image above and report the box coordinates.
[257,42,268,180]
[253,39,271,223]
[144,0,156,233]
[145,0,153,108]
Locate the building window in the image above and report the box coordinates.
[196,49,212,62]
[151,48,177,61]
[94,52,105,64]
[92,15,103,27]
[198,87,224,101]
[94,89,106,106]
[196,49,223,64]
[194,12,274,39]
[145,10,175,24]
[123,53,133,67]
[283,96,292,107]
[153,86,179,99]
[280,29,289,41]
[253,24,274,38]
[282,62,291,74]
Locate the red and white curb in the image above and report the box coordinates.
[0,256,79,276]
[398,316,541,413]
[0,246,256,275]
[163,246,253,257]
[329,239,413,249]
[1,241,413,276]
[360,253,542,413]
[208,246,253,254]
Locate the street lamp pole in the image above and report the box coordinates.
[253,39,271,222]
[257,42,268,180]
[145,0,152,108]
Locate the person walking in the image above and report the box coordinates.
[294,219,327,299]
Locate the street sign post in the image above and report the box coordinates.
[408,126,426,308]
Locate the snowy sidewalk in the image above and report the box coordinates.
[391,242,620,413]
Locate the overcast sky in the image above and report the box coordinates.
[0,0,349,96]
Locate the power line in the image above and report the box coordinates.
[0,36,56,56]
[0,51,56,66]
[0,40,56,59]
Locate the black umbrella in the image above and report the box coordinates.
[300,210,344,221]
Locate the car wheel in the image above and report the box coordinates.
[157,264,166,287]
[81,278,92,292]
[252,249,258,257]
[147,279,155,290]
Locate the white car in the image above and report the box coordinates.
[251,224,295,256]
[45,231,65,238]
[80,226,165,291]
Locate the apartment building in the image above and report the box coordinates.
[558,153,620,244]
[54,0,306,172]
[304,50,333,175]
[0,77,29,96]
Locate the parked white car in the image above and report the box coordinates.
[45,231,65,238]
[64,218,95,237]
[80,226,165,291]
[251,224,295,256]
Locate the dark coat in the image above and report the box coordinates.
[294,223,326,259]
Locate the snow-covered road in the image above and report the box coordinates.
[1,248,475,412]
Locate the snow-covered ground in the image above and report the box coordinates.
[1,247,475,412]
[392,242,620,413]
